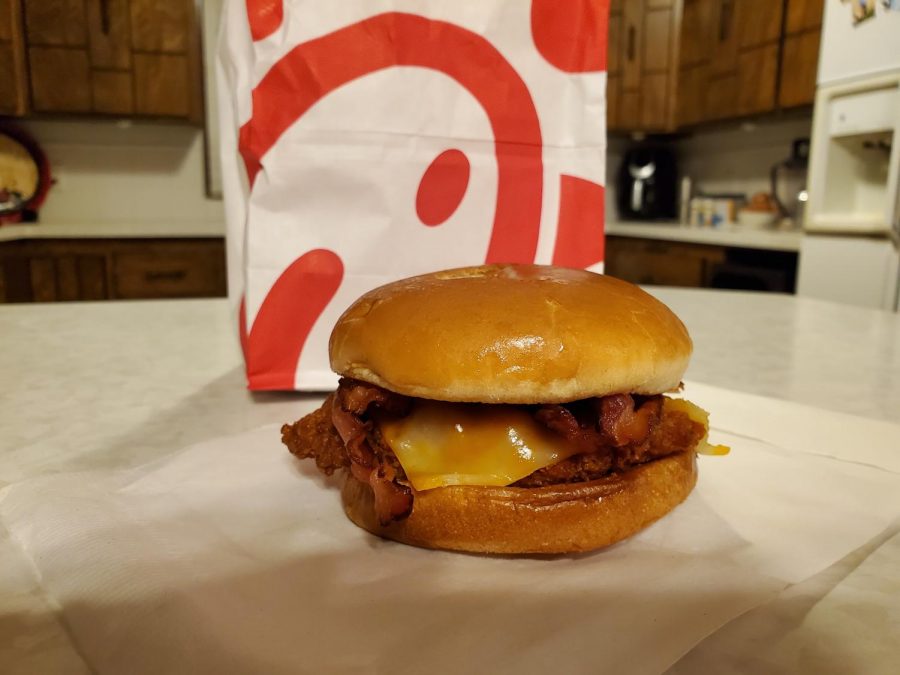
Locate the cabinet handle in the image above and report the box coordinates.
[145,269,187,283]
[719,0,733,43]
[100,0,111,35]
[627,25,636,61]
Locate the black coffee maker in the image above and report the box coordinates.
[616,146,678,220]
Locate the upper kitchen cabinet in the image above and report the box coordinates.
[676,0,717,127]
[20,0,202,121]
[0,0,28,115]
[611,0,824,133]
[778,0,824,108]
[705,0,783,121]
[609,0,682,132]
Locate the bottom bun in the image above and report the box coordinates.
[341,450,698,554]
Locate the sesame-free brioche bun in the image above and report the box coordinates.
[342,448,697,554]
[329,264,691,403]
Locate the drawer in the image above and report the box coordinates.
[112,245,225,299]
[605,236,725,288]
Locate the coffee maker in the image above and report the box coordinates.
[616,146,678,220]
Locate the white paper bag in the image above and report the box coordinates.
[218,0,610,390]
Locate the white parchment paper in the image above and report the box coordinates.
[2,383,899,675]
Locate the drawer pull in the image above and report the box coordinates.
[145,269,188,282]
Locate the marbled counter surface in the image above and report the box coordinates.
[1,290,899,672]
[0,221,224,241]
[606,221,803,252]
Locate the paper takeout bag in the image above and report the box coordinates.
[218,0,610,391]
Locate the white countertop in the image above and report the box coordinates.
[1,291,899,672]
[607,221,803,251]
[0,220,225,241]
[0,220,799,251]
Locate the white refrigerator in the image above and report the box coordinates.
[798,0,900,311]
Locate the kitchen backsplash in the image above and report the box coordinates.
[606,115,813,222]
[20,112,810,233]
[18,120,223,229]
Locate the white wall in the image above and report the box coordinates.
[607,116,813,221]
[20,120,224,230]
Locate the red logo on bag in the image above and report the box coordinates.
[245,0,283,41]
[239,4,608,389]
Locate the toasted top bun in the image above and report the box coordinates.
[330,264,691,404]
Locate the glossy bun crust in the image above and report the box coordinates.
[342,450,697,554]
[330,264,691,404]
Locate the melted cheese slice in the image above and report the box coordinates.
[664,398,730,456]
[379,401,581,491]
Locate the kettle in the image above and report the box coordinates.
[770,138,809,225]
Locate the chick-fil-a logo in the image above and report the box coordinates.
[238,1,608,389]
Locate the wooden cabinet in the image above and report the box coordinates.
[677,0,716,127]
[612,0,823,133]
[610,0,682,132]
[692,0,783,122]
[0,238,226,303]
[0,0,28,115]
[778,0,824,108]
[605,236,725,287]
[18,0,201,121]
[605,236,798,292]
[607,0,623,129]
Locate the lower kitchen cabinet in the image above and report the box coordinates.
[606,236,798,292]
[0,238,226,302]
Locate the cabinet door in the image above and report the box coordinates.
[130,0,200,120]
[0,0,28,115]
[20,0,199,120]
[779,0,823,108]
[639,73,670,129]
[640,3,678,130]
[643,7,673,73]
[784,0,823,34]
[709,0,739,76]
[86,0,131,69]
[607,74,621,129]
[779,30,820,108]
[680,0,715,68]
[621,89,640,125]
[29,46,92,112]
[736,43,779,115]
[23,0,87,46]
[134,54,191,117]
[130,0,191,53]
[705,0,740,120]
[605,237,725,288]
[735,0,782,48]
[733,0,781,115]
[607,6,622,130]
[677,0,716,126]
[622,0,644,91]
[23,0,91,112]
[617,0,645,131]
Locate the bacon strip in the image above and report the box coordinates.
[337,378,410,416]
[598,394,661,447]
[331,391,412,525]
[534,405,606,455]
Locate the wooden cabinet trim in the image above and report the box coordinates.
[0,0,29,115]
